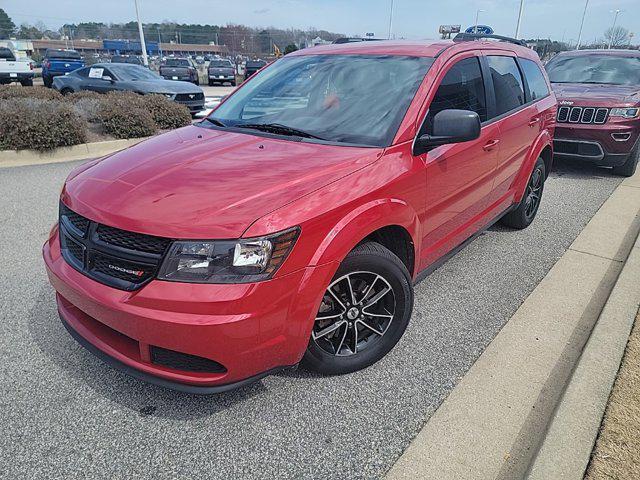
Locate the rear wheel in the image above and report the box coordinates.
[43,75,52,88]
[500,157,545,229]
[230,81,236,87]
[612,144,639,177]
[20,78,33,87]
[302,242,413,375]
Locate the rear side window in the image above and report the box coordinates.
[428,57,487,123]
[487,56,525,116]
[520,58,549,101]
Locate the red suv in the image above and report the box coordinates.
[546,49,640,177]
[44,36,556,393]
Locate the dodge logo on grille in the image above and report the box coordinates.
[108,264,145,277]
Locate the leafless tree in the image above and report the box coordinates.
[604,26,629,48]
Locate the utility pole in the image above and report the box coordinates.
[157,27,163,58]
[515,0,525,38]
[576,0,589,50]
[607,9,621,49]
[473,9,483,33]
[387,0,394,40]
[134,0,149,66]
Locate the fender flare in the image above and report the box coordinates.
[309,197,421,272]
[513,131,553,203]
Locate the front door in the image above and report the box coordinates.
[416,55,500,269]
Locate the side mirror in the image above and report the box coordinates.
[413,109,481,155]
[102,75,114,83]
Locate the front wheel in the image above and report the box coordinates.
[612,144,639,177]
[302,242,413,375]
[500,157,546,229]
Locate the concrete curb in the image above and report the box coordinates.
[527,220,640,479]
[0,137,149,168]
[385,169,640,480]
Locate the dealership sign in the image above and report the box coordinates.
[439,25,461,35]
[466,25,494,35]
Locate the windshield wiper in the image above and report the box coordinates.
[236,122,326,140]
[203,117,227,127]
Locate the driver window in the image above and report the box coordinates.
[423,57,487,133]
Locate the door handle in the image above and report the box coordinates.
[528,117,540,127]
[482,139,500,151]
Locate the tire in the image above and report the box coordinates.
[60,88,73,96]
[231,81,236,87]
[43,75,52,88]
[612,144,640,177]
[500,157,546,229]
[301,242,414,375]
[20,78,33,87]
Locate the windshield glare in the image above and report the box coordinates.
[546,55,640,85]
[110,65,160,81]
[209,54,433,147]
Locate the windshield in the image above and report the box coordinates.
[110,65,160,81]
[546,54,640,86]
[211,60,233,68]
[208,54,433,147]
[165,59,190,67]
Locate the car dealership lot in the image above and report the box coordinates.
[0,159,623,479]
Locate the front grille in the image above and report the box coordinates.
[97,224,170,255]
[150,346,227,373]
[557,106,608,124]
[175,92,204,102]
[59,203,171,291]
[554,139,604,158]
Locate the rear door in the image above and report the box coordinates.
[482,54,537,202]
[417,53,500,267]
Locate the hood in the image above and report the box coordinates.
[62,125,380,239]
[552,83,640,105]
[135,80,202,94]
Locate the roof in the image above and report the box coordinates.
[555,49,640,58]
[289,38,539,59]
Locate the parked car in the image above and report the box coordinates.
[52,63,204,114]
[44,36,556,393]
[546,49,640,177]
[0,47,34,86]
[111,55,144,66]
[245,59,267,78]
[42,49,85,88]
[208,59,236,86]
[159,58,199,85]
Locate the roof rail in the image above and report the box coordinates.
[453,33,527,47]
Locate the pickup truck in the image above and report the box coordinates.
[159,58,199,85]
[0,47,34,86]
[42,49,85,88]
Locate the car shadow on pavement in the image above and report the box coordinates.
[27,285,270,419]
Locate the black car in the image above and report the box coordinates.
[208,59,236,86]
[245,60,267,78]
[159,58,199,85]
[51,63,205,114]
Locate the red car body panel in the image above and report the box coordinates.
[44,39,556,392]
[550,50,640,166]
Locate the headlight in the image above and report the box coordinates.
[163,93,174,99]
[609,108,639,119]
[156,227,300,284]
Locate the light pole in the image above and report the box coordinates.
[515,0,525,38]
[576,0,589,50]
[134,0,149,66]
[387,0,395,40]
[607,9,621,49]
[473,9,484,34]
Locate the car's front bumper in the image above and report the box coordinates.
[554,123,639,167]
[43,227,336,393]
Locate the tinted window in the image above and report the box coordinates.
[46,49,81,60]
[109,64,159,81]
[0,47,15,60]
[545,54,640,86]
[427,57,487,124]
[520,58,549,101]
[165,59,190,67]
[211,60,233,68]
[209,54,434,147]
[487,56,525,116]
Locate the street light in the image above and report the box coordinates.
[515,0,525,38]
[134,0,149,67]
[473,9,484,34]
[388,0,395,40]
[576,0,589,50]
[607,9,622,49]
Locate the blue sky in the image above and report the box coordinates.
[3,0,638,44]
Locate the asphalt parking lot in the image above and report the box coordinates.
[0,158,623,479]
